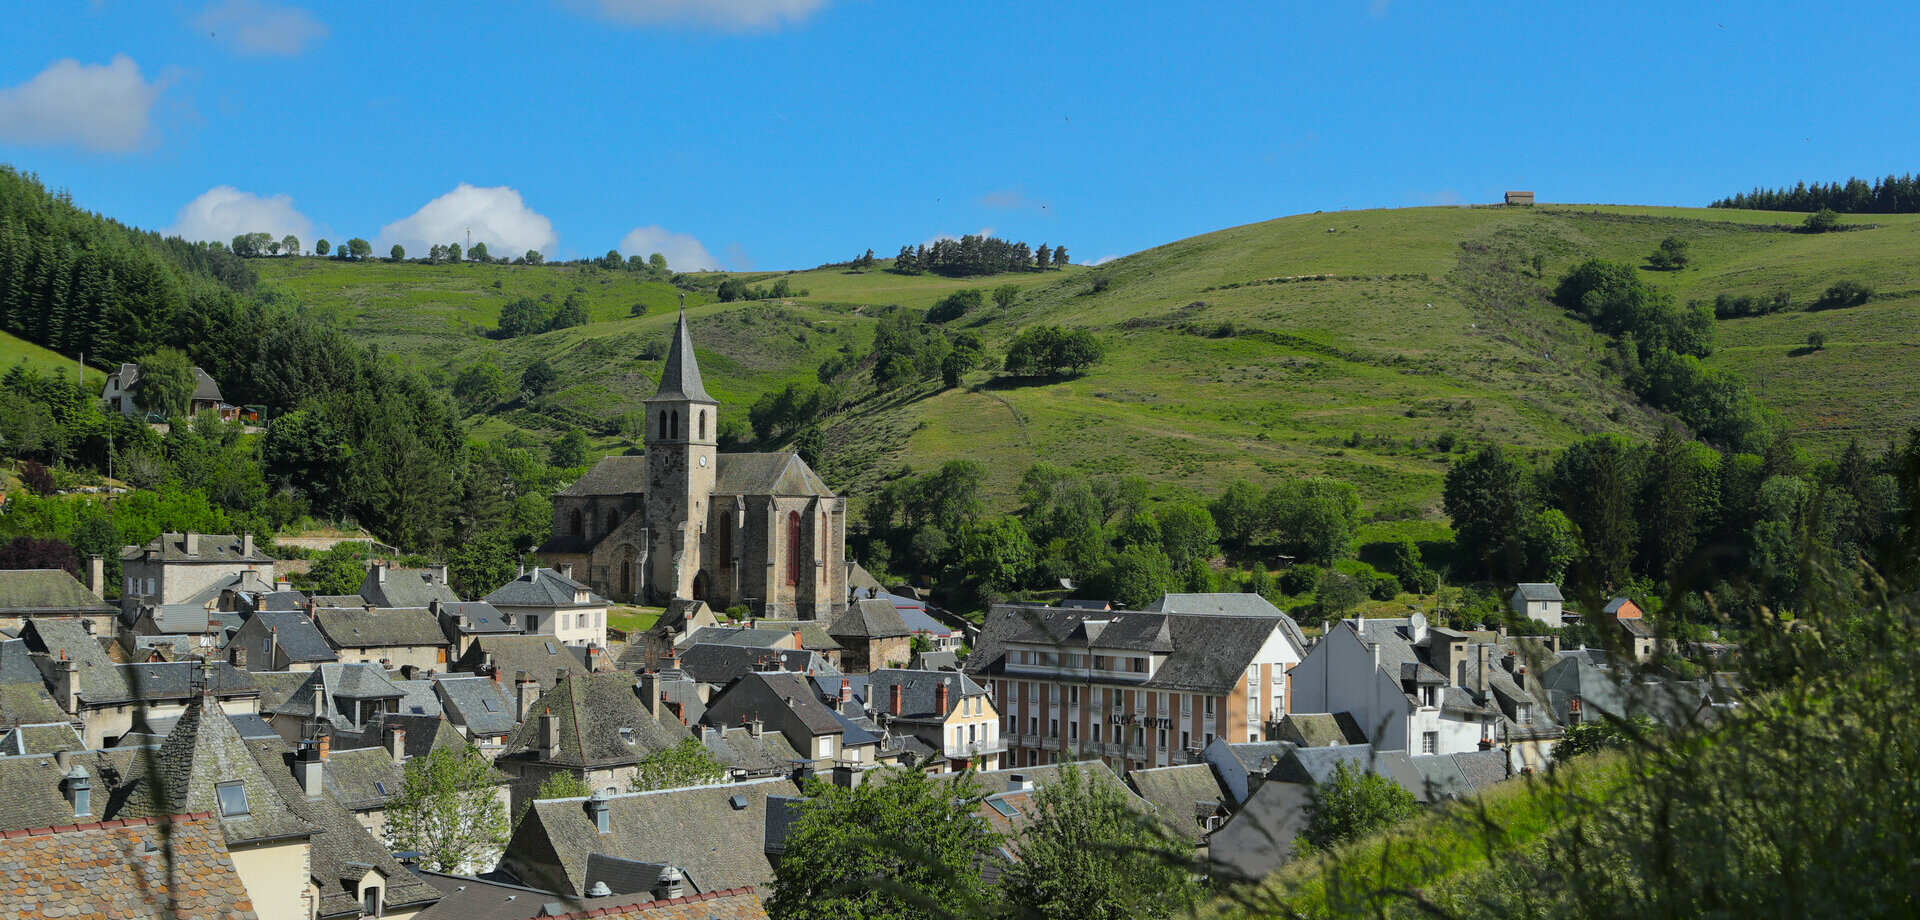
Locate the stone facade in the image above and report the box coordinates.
[537,312,850,620]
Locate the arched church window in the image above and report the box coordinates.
[670,410,680,440]
[607,509,620,531]
[658,411,667,440]
[569,508,583,535]
[786,511,802,586]
[699,410,707,441]
[718,519,732,567]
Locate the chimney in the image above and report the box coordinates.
[375,563,387,584]
[184,532,200,556]
[516,671,538,720]
[274,574,291,592]
[935,680,950,715]
[1007,773,1032,793]
[888,683,902,716]
[265,628,278,669]
[587,790,611,835]
[429,599,441,617]
[428,563,449,586]
[653,866,686,901]
[87,555,104,599]
[63,764,92,818]
[559,563,574,581]
[317,731,332,763]
[242,534,255,557]
[792,629,803,650]
[839,678,851,703]
[539,708,558,760]
[295,741,325,798]
[749,718,763,739]
[231,645,248,669]
[54,655,78,714]
[386,726,407,763]
[1476,645,1490,697]
[638,671,660,716]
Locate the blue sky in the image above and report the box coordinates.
[3,1,1917,269]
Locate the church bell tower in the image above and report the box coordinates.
[643,306,718,602]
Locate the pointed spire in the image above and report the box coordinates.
[649,305,714,403]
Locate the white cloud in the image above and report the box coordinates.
[167,186,315,244]
[195,0,330,55]
[921,226,996,247]
[620,225,722,272]
[0,55,166,153]
[980,189,1051,213]
[570,0,831,30]
[378,184,558,260]
[1087,254,1121,266]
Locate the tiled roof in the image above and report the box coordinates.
[119,532,270,564]
[648,311,715,404]
[313,605,449,649]
[827,598,910,640]
[559,456,650,497]
[546,887,768,920]
[441,601,518,635]
[707,672,844,738]
[0,812,258,920]
[506,777,802,897]
[245,736,443,917]
[498,671,691,769]
[0,569,115,615]
[436,676,520,737]
[243,611,337,662]
[972,604,1303,695]
[0,721,83,756]
[1145,593,1307,654]
[1514,583,1565,602]
[866,669,987,719]
[360,566,464,609]
[1125,763,1225,843]
[124,696,318,844]
[486,569,608,609]
[455,636,592,692]
[711,453,833,498]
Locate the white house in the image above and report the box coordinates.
[1288,614,1491,757]
[1510,583,1566,628]
[483,566,608,649]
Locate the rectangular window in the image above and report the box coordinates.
[1157,728,1167,749]
[1204,696,1215,716]
[1029,717,1037,735]
[1091,723,1101,743]
[1069,720,1078,741]
[1421,731,1438,755]
[1069,687,1080,706]
[216,782,250,817]
[1049,718,1058,737]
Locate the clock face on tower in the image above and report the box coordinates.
[699,455,708,468]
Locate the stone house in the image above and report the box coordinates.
[826,598,912,674]
[228,610,338,671]
[101,361,229,419]
[21,618,259,748]
[493,670,694,812]
[119,532,274,607]
[485,567,608,649]
[311,605,451,671]
[0,566,116,634]
[1511,583,1566,628]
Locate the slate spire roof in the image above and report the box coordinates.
[647,310,714,404]
[129,693,317,845]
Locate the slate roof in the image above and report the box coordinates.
[1145,593,1307,654]
[0,747,146,831]
[120,532,271,564]
[252,590,312,612]
[1514,583,1565,602]
[0,680,67,729]
[827,598,911,639]
[505,776,803,897]
[700,725,804,777]
[268,664,406,725]
[441,601,518,635]
[486,568,608,609]
[499,671,691,769]
[391,679,447,717]
[1125,763,1225,844]
[455,635,592,692]
[436,676,520,737]
[706,672,844,738]
[1275,712,1366,747]
[967,604,1297,695]
[245,736,443,918]
[680,627,793,650]
[735,619,841,652]
[1620,618,1656,638]
[140,602,230,634]
[249,669,311,714]
[711,453,833,498]
[866,669,987,719]
[1352,619,1450,690]
[1220,740,1292,777]
[0,813,259,920]
[0,721,83,756]
[97,660,258,707]
[243,610,337,663]
[0,637,43,683]
[414,873,767,920]
[648,311,715,404]
[558,456,649,497]
[1407,749,1511,800]
[1267,744,1433,803]
[908,650,959,671]
[359,565,464,608]
[0,569,116,616]
[124,695,318,844]
[313,605,448,649]
[675,644,809,685]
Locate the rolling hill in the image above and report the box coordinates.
[253,203,1920,523]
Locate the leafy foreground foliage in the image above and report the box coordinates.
[384,746,509,874]
[1299,761,1419,853]
[628,736,727,791]
[1001,762,1200,920]
[1209,569,1920,919]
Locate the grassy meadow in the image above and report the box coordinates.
[254,203,1920,524]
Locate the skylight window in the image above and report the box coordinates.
[545,642,556,654]
[216,782,250,817]
[988,798,1020,818]
[375,781,390,796]
[482,698,500,712]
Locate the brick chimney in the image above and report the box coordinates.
[792,629,803,650]
[839,678,851,703]
[889,683,902,716]
[317,731,332,762]
[935,680,950,715]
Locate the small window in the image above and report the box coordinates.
[375,781,389,796]
[216,782,250,817]
[1421,731,1439,755]
[545,641,556,654]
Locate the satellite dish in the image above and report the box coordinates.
[1408,612,1428,630]
[1058,578,1075,590]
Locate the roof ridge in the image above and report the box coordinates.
[543,885,760,919]
[0,811,215,838]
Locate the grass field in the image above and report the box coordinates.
[0,330,105,389]
[256,203,1920,523]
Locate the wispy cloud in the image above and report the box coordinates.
[921,226,996,247]
[0,55,168,153]
[1087,254,1121,266]
[378,184,558,259]
[979,188,1053,213]
[195,0,329,55]
[566,0,831,31]
[167,186,315,244]
[620,225,723,272]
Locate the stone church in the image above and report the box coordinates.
[536,311,851,619]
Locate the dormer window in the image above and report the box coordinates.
[1420,686,1437,708]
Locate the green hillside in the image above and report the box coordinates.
[254,204,1920,518]
[0,330,104,389]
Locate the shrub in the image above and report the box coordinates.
[1813,280,1873,310]
[17,460,53,496]
[1801,207,1840,232]
[1280,564,1321,595]
[1807,331,1827,351]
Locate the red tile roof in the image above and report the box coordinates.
[542,886,767,919]
[0,811,258,919]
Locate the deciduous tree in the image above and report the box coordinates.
[1002,762,1199,920]
[385,745,510,874]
